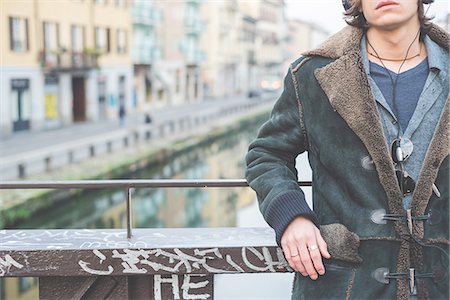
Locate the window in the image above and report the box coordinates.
[11,79,31,132]
[94,0,107,4]
[115,0,126,8]
[95,27,110,53]
[18,277,37,295]
[9,17,29,52]
[71,25,84,52]
[175,69,181,93]
[116,29,126,54]
[118,75,126,106]
[43,22,59,50]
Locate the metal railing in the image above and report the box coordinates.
[0,179,312,239]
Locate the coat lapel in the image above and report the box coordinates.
[306,27,405,216]
[411,97,450,221]
[411,26,450,221]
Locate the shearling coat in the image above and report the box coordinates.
[246,25,449,299]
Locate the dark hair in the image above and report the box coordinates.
[343,0,433,34]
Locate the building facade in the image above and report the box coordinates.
[200,0,244,99]
[254,0,286,81]
[1,0,133,137]
[154,0,206,106]
[132,0,163,113]
[284,20,329,69]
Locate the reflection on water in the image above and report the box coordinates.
[18,126,258,230]
[3,114,269,300]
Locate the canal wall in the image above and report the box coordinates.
[1,101,274,228]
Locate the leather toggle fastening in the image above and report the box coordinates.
[409,268,415,295]
[407,209,413,235]
[372,267,436,285]
[370,209,431,226]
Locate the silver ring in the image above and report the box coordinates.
[308,245,318,252]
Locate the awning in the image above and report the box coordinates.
[146,69,173,90]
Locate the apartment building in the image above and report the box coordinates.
[202,0,292,99]
[255,0,286,80]
[155,0,206,105]
[200,0,242,98]
[1,0,133,137]
[132,0,164,112]
[284,20,329,69]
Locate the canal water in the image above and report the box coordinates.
[2,112,313,300]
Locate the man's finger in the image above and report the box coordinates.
[308,243,325,276]
[315,228,331,259]
[298,243,318,280]
[288,244,308,276]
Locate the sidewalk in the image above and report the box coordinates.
[0,94,276,180]
[1,96,241,157]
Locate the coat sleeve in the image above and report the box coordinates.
[245,65,319,246]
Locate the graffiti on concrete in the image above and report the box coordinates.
[0,255,23,276]
[154,274,210,300]
[78,246,291,275]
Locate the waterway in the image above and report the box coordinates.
[2,111,313,300]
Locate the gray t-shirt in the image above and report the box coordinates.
[369,59,429,131]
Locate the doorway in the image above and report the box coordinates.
[72,76,86,122]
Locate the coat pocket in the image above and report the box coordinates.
[292,263,357,300]
[320,223,363,264]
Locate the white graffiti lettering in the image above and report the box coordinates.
[78,249,114,275]
[112,249,149,274]
[154,275,180,300]
[242,247,288,272]
[78,246,290,275]
[181,275,210,300]
[0,255,24,276]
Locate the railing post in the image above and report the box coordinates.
[126,188,132,239]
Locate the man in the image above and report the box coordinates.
[245,0,448,298]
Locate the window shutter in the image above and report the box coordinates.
[124,30,127,54]
[43,22,46,49]
[82,26,86,50]
[25,18,29,51]
[106,28,110,53]
[56,23,60,48]
[9,17,14,51]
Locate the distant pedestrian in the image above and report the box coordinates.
[144,113,153,124]
[119,104,126,127]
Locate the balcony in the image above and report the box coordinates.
[132,46,162,65]
[133,8,160,26]
[185,18,206,35]
[186,50,206,65]
[39,49,99,73]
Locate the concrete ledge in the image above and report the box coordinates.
[0,227,291,277]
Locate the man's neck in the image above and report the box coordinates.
[366,24,422,60]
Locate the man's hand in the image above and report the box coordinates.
[281,216,331,280]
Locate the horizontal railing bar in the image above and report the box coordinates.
[0,179,312,189]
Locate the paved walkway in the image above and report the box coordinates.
[0,96,256,157]
[0,94,275,179]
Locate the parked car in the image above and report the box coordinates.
[260,75,282,92]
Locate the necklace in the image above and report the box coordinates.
[367,43,422,62]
